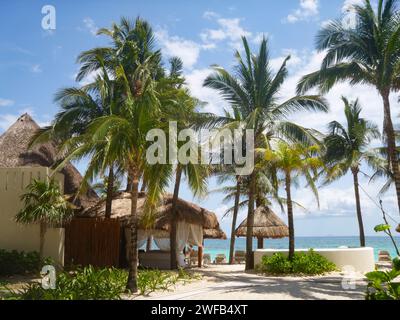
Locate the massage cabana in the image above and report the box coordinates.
[82,192,226,269]
[235,206,289,249]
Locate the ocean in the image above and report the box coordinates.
[203,236,400,261]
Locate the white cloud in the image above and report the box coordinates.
[83,17,98,36]
[31,64,42,73]
[0,114,18,131]
[0,98,14,107]
[200,16,252,49]
[185,68,229,115]
[156,29,211,69]
[284,0,320,24]
[342,0,364,12]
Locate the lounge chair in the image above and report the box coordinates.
[214,254,227,265]
[203,254,211,266]
[378,250,392,262]
[189,250,198,265]
[234,251,246,264]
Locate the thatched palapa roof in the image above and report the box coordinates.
[81,192,227,239]
[235,206,289,239]
[0,113,98,208]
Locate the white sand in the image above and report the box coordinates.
[131,265,367,300]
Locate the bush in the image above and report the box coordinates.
[365,257,400,300]
[0,250,43,276]
[3,266,200,300]
[258,250,336,276]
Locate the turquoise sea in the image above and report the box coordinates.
[203,236,400,261]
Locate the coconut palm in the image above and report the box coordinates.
[264,142,322,260]
[323,97,380,247]
[31,64,119,218]
[297,0,400,215]
[16,179,74,259]
[204,36,329,269]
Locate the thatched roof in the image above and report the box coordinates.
[0,113,98,208]
[81,192,226,239]
[235,206,289,239]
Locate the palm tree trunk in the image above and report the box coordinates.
[351,167,366,247]
[245,173,256,270]
[126,165,140,293]
[381,91,400,215]
[170,166,182,270]
[229,178,241,265]
[39,222,47,260]
[126,176,132,192]
[285,172,295,261]
[105,166,115,219]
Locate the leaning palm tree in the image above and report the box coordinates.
[204,36,329,270]
[16,179,74,259]
[323,97,380,247]
[265,142,321,260]
[297,0,400,215]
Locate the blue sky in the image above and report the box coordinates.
[1,0,399,237]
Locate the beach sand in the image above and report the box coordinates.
[131,265,367,300]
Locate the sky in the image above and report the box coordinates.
[1,0,399,237]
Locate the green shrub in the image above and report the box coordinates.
[4,266,201,300]
[365,258,400,300]
[0,249,43,276]
[258,250,336,276]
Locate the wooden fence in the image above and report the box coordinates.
[65,218,121,268]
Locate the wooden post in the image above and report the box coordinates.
[198,246,203,268]
[257,237,264,249]
[146,236,153,251]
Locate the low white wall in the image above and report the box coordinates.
[254,248,375,273]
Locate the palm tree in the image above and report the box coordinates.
[204,36,329,270]
[297,0,400,215]
[16,179,74,259]
[31,66,119,218]
[51,17,168,292]
[323,97,380,247]
[265,142,322,260]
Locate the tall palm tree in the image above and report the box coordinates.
[265,142,322,260]
[297,0,400,215]
[52,17,168,292]
[16,179,74,259]
[204,36,329,270]
[31,65,119,218]
[323,97,380,247]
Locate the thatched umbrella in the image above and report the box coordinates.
[0,113,98,209]
[81,192,227,239]
[235,206,289,249]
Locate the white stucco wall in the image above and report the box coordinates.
[254,247,375,273]
[0,167,65,266]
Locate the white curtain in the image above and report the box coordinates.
[188,224,203,246]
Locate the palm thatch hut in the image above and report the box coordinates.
[81,192,226,239]
[235,206,289,249]
[0,113,98,209]
[81,192,226,268]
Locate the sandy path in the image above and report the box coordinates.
[133,265,367,300]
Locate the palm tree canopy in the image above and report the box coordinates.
[297,0,400,94]
[324,97,380,182]
[16,179,74,226]
[204,36,329,147]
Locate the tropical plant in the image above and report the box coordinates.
[297,0,400,215]
[323,97,380,247]
[204,36,329,269]
[258,250,336,275]
[0,250,42,276]
[365,257,400,300]
[264,142,322,260]
[15,179,74,259]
